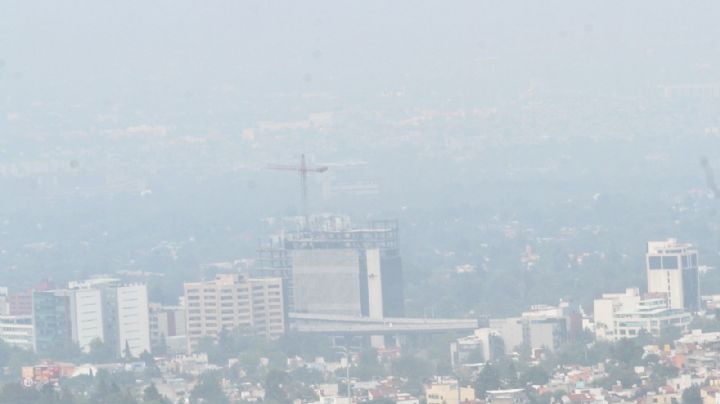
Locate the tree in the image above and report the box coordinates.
[594,365,641,389]
[123,340,134,362]
[38,383,60,404]
[57,387,75,404]
[86,338,116,363]
[143,383,169,404]
[190,372,228,404]
[520,366,550,386]
[140,351,155,367]
[475,364,501,395]
[45,340,83,363]
[0,383,40,403]
[151,334,168,357]
[682,386,702,404]
[265,370,292,403]
[392,355,434,384]
[90,379,138,404]
[354,348,385,380]
[489,335,506,361]
[612,339,643,366]
[289,367,324,385]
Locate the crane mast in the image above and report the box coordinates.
[267,154,328,228]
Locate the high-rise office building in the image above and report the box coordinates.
[646,239,700,311]
[32,290,73,355]
[116,284,151,357]
[31,279,152,357]
[184,274,284,351]
[68,288,104,352]
[30,280,150,356]
[256,216,404,319]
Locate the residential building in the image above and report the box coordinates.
[594,288,691,341]
[68,287,104,352]
[66,279,151,357]
[184,274,284,351]
[116,284,151,357]
[0,315,33,350]
[149,303,187,348]
[425,378,475,404]
[521,305,570,352]
[451,328,499,367]
[30,279,152,357]
[678,329,720,348]
[646,239,700,311]
[490,304,570,354]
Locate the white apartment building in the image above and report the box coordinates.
[184,274,284,351]
[594,288,691,341]
[116,284,151,357]
[594,288,643,340]
[69,288,104,352]
[646,239,700,311]
[65,278,151,357]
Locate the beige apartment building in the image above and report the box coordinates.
[184,274,284,351]
[425,378,476,404]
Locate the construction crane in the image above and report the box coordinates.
[267,154,329,226]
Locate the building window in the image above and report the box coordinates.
[662,256,678,269]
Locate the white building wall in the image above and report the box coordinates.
[116,284,150,357]
[292,249,362,316]
[72,288,104,351]
[366,249,384,319]
[593,288,641,340]
[647,269,684,310]
[490,317,524,354]
[646,239,699,310]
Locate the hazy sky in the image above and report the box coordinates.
[3,1,720,108]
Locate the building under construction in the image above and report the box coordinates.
[254,215,404,319]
